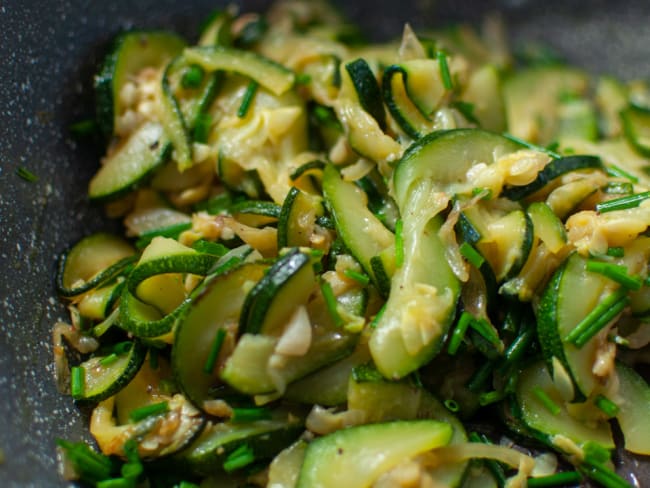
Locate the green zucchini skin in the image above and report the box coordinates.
[95,30,186,138]
[345,58,386,130]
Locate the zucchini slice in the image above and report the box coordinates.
[95,31,186,137]
[296,420,453,488]
[239,248,317,336]
[172,263,267,410]
[73,340,146,402]
[277,187,324,249]
[322,164,394,290]
[621,103,650,157]
[536,253,619,398]
[183,45,295,96]
[88,121,172,202]
[168,410,304,476]
[57,233,135,297]
[345,58,386,130]
[615,362,650,455]
[515,360,614,449]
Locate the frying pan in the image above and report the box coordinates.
[1,0,648,485]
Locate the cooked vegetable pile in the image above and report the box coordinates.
[54,1,650,487]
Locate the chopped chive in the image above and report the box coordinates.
[121,460,143,480]
[223,444,255,472]
[231,407,271,422]
[594,394,620,417]
[56,439,115,483]
[469,317,501,346]
[606,246,625,257]
[181,64,205,89]
[135,222,193,249]
[71,366,85,399]
[69,118,98,138]
[437,51,453,90]
[546,141,560,153]
[237,80,259,118]
[369,303,386,329]
[527,471,582,487]
[532,386,561,415]
[192,239,229,257]
[459,242,485,268]
[586,260,642,290]
[447,311,473,355]
[394,219,404,268]
[606,164,639,183]
[471,187,492,199]
[203,328,227,374]
[129,401,169,423]
[320,280,344,327]
[467,361,494,393]
[579,460,631,488]
[193,112,212,144]
[444,399,460,412]
[99,353,118,367]
[502,320,535,367]
[479,390,504,406]
[603,181,634,195]
[502,133,562,159]
[343,268,370,286]
[97,478,132,488]
[16,166,38,182]
[596,190,650,213]
[295,73,311,85]
[112,341,132,355]
[564,288,629,346]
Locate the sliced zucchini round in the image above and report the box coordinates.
[88,121,172,203]
[95,30,186,137]
[73,340,146,403]
[57,233,136,297]
[172,263,267,410]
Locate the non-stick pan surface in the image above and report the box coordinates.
[1,1,648,486]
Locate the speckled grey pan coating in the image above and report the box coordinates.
[0,0,648,486]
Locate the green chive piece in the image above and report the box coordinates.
[564,288,629,346]
[135,222,193,249]
[596,190,650,213]
[467,361,494,393]
[586,260,642,290]
[203,328,227,374]
[583,441,611,465]
[469,317,501,346]
[532,386,561,415]
[448,311,474,355]
[606,247,625,257]
[527,471,582,487]
[369,304,386,329]
[16,166,38,182]
[192,239,229,257]
[320,280,344,327]
[479,390,504,406]
[444,399,460,412]
[181,64,205,89]
[471,187,493,199]
[121,460,143,480]
[579,460,631,488]
[231,407,271,422]
[71,366,85,399]
[97,478,132,488]
[594,394,620,417]
[459,242,485,268]
[502,133,562,159]
[193,112,212,144]
[606,164,639,183]
[237,80,259,118]
[437,51,453,90]
[502,320,535,367]
[394,219,404,268]
[129,401,169,423]
[343,268,370,286]
[223,444,255,472]
[99,353,118,367]
[112,341,132,355]
[56,439,114,482]
[69,118,98,138]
